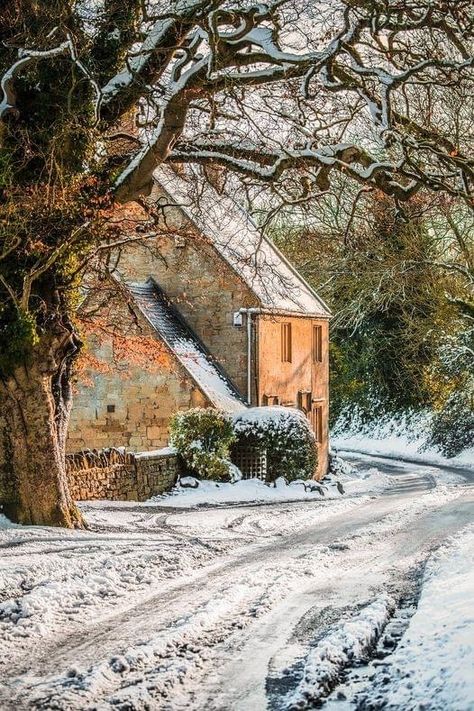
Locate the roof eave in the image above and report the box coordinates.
[257,307,332,319]
[153,170,332,319]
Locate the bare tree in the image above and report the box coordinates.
[0,0,473,526]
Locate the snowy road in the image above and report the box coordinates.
[0,454,473,710]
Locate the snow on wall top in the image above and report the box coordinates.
[127,279,246,413]
[153,166,331,317]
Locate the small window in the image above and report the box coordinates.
[263,394,280,406]
[281,322,292,363]
[107,404,115,414]
[297,390,312,414]
[312,405,323,443]
[312,324,323,363]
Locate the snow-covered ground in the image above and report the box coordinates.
[148,467,390,507]
[0,453,472,710]
[364,525,474,710]
[0,463,390,689]
[286,594,396,708]
[79,464,390,514]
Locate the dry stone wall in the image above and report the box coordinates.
[66,447,181,502]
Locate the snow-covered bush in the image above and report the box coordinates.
[232,406,317,482]
[427,389,474,457]
[170,408,236,481]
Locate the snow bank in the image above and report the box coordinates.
[0,514,18,529]
[149,476,342,507]
[332,412,474,471]
[367,525,474,710]
[148,467,391,509]
[287,595,395,708]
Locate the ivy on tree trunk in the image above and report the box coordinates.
[1,356,83,527]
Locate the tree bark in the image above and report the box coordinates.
[0,363,83,527]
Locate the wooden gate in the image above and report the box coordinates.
[230,444,267,480]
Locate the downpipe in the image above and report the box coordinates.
[238,308,260,406]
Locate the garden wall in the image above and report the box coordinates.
[66,447,181,502]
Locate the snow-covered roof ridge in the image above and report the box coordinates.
[126,278,246,413]
[153,165,331,317]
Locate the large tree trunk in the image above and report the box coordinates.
[0,360,83,528]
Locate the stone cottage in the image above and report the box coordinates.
[68,166,331,478]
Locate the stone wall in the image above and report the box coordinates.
[257,314,330,479]
[67,287,210,453]
[134,450,180,501]
[66,447,182,502]
[116,208,258,397]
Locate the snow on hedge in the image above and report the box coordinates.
[233,405,309,429]
[233,407,317,481]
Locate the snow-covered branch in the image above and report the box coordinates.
[1,0,473,203]
[0,40,73,119]
[98,0,210,125]
[169,142,419,200]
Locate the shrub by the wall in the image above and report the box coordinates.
[170,408,236,481]
[232,406,317,482]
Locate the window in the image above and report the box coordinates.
[312,324,323,363]
[263,394,280,406]
[312,405,323,443]
[107,404,115,414]
[281,322,292,362]
[297,390,312,414]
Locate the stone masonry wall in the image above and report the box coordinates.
[116,203,258,397]
[67,287,210,453]
[134,450,180,501]
[66,447,182,502]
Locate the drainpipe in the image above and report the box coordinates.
[238,308,260,406]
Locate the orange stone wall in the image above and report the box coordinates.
[256,314,330,478]
[115,209,258,397]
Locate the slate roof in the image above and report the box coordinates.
[126,278,246,413]
[153,165,331,318]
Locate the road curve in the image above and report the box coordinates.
[0,454,472,710]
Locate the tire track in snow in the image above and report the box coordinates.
[1,459,471,710]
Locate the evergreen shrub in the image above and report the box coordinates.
[170,408,236,481]
[428,389,474,457]
[232,406,317,482]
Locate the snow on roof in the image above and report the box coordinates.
[127,279,246,413]
[153,165,331,317]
